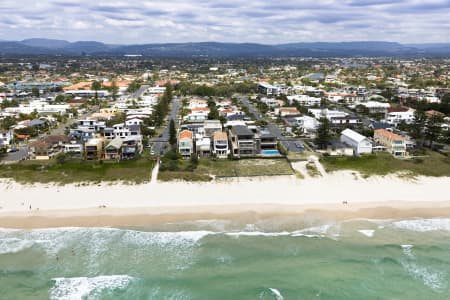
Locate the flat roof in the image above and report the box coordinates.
[231,125,253,136]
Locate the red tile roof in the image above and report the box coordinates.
[179,130,193,140]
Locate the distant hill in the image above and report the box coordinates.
[0,39,449,57]
[21,38,71,49]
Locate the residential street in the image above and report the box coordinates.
[151,96,180,155]
[237,95,304,153]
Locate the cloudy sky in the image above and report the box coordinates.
[0,0,449,44]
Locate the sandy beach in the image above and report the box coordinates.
[1,171,450,229]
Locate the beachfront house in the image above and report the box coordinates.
[64,142,83,156]
[104,137,123,160]
[374,129,407,157]
[229,125,257,158]
[213,131,229,158]
[84,138,105,160]
[260,130,278,151]
[340,129,372,155]
[29,135,71,160]
[121,136,143,160]
[196,136,211,157]
[178,130,194,159]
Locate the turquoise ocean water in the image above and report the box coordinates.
[1,217,450,299]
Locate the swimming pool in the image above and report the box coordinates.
[261,150,281,155]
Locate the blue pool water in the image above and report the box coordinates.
[261,150,280,155]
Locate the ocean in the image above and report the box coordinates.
[1,218,450,299]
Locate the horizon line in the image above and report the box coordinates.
[3,38,450,46]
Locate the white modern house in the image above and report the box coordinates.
[0,130,13,147]
[64,90,110,98]
[287,95,321,106]
[352,101,391,114]
[258,82,288,96]
[4,100,69,115]
[309,108,348,120]
[64,142,83,155]
[260,97,282,108]
[385,108,415,125]
[125,118,144,126]
[292,116,320,132]
[340,129,372,155]
[213,131,229,158]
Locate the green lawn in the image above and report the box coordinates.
[0,158,156,185]
[158,158,294,181]
[321,151,450,177]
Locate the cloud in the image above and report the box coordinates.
[0,0,448,44]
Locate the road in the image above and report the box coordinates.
[237,96,304,153]
[131,85,149,99]
[2,145,28,162]
[237,96,262,120]
[151,97,180,155]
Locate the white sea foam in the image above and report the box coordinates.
[269,288,284,300]
[225,231,290,237]
[291,224,332,238]
[358,230,375,237]
[392,219,450,232]
[0,238,34,254]
[402,262,446,290]
[0,228,214,254]
[401,244,414,257]
[49,275,134,300]
[400,244,447,290]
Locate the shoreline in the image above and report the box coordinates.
[2,201,450,229]
[1,171,450,229]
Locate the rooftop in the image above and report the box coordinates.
[341,128,368,143]
[179,130,193,140]
[375,129,405,141]
[213,131,228,140]
[231,125,254,136]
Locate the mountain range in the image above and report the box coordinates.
[0,39,449,57]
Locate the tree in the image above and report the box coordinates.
[0,116,17,130]
[315,117,331,150]
[111,81,119,101]
[409,108,427,147]
[31,87,40,98]
[207,99,220,120]
[55,95,66,103]
[169,119,177,146]
[425,114,443,148]
[127,80,142,93]
[106,112,126,127]
[151,84,171,127]
[91,81,102,104]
